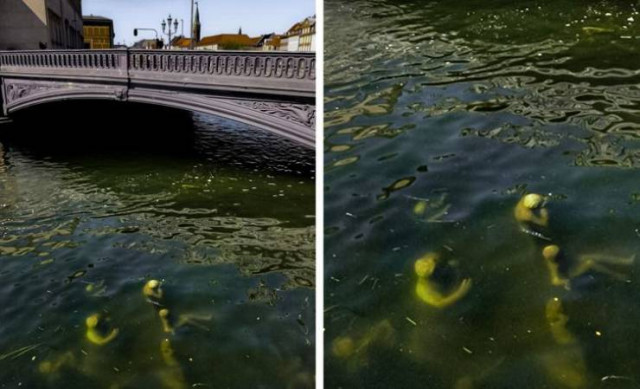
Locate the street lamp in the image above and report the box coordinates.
[161,14,179,49]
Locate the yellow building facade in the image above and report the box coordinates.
[83,15,113,49]
[299,18,315,52]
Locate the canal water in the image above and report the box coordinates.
[325,1,640,388]
[0,102,314,388]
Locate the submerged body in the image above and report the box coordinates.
[85,314,119,346]
[542,245,634,289]
[330,319,395,370]
[412,194,452,223]
[160,338,187,389]
[158,308,212,334]
[414,253,472,308]
[38,352,76,375]
[542,297,588,389]
[546,297,576,345]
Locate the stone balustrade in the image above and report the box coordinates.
[0,49,315,98]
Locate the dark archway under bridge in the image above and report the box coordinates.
[0,49,315,148]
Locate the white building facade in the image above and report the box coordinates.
[279,16,315,52]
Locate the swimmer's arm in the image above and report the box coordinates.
[545,261,569,288]
[572,259,627,281]
[437,278,472,308]
[528,208,549,227]
[87,328,119,345]
[417,278,472,308]
[578,254,635,265]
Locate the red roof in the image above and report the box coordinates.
[197,34,256,48]
[171,37,192,48]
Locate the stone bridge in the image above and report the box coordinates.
[0,49,315,148]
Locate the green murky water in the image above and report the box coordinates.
[325,1,640,388]
[0,103,314,389]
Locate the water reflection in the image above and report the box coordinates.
[0,102,314,388]
[326,0,640,388]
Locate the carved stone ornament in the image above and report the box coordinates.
[5,82,51,103]
[230,100,316,129]
[4,80,128,105]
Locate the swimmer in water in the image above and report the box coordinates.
[414,253,472,308]
[159,309,173,333]
[542,245,634,289]
[38,352,76,374]
[85,313,119,346]
[330,319,395,371]
[143,279,164,306]
[514,193,550,240]
[157,308,212,334]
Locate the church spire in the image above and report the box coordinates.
[193,2,201,43]
[238,26,242,35]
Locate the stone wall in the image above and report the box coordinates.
[0,0,83,50]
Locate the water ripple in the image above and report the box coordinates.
[326,1,640,387]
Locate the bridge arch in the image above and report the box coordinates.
[0,49,315,148]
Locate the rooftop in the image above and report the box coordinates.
[83,15,113,21]
[197,34,258,48]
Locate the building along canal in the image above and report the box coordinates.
[325,1,640,388]
[0,102,315,388]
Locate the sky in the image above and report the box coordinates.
[83,0,315,46]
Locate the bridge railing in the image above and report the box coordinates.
[0,49,315,99]
[129,50,314,98]
[0,50,128,82]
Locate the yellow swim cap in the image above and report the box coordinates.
[543,245,560,260]
[523,194,543,209]
[143,280,163,298]
[332,336,354,358]
[414,254,437,277]
[86,314,100,328]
